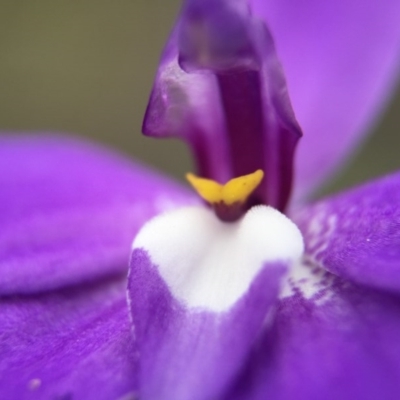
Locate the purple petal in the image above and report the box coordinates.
[293,171,400,293]
[0,277,136,400]
[0,134,194,295]
[227,278,400,400]
[128,249,285,400]
[143,0,302,210]
[252,0,400,199]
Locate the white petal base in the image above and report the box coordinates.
[133,205,304,312]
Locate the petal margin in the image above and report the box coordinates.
[293,171,400,293]
[252,0,400,199]
[0,277,136,400]
[0,134,195,295]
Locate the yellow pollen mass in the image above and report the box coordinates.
[186,170,264,206]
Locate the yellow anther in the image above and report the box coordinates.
[186,170,264,205]
[186,173,222,204]
[222,170,264,205]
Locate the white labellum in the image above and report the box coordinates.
[133,205,304,312]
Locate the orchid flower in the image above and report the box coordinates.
[1,0,400,399]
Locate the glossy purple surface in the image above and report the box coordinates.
[0,277,137,400]
[0,134,194,295]
[294,172,400,292]
[2,0,400,397]
[2,133,400,398]
[227,279,400,400]
[128,248,286,400]
[143,0,302,210]
[252,0,400,200]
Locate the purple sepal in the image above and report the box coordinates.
[128,248,286,400]
[226,281,400,400]
[0,277,137,400]
[143,0,302,211]
[252,0,400,200]
[294,171,400,293]
[0,134,195,295]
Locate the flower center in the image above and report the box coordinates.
[186,169,264,222]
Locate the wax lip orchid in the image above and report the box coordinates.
[1,0,400,400]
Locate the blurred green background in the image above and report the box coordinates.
[0,1,399,197]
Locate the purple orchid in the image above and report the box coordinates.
[1,0,400,399]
